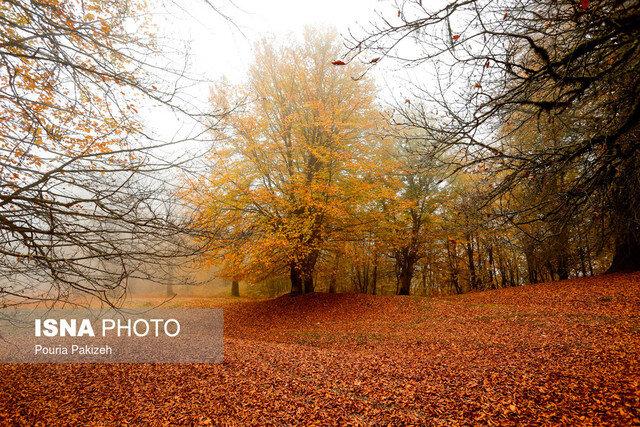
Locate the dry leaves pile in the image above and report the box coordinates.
[1,274,639,425]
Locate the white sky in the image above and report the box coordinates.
[143,0,464,168]
[143,0,408,163]
[157,0,386,82]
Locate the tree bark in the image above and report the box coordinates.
[398,269,412,295]
[447,239,462,294]
[395,249,416,295]
[525,248,538,284]
[498,251,507,288]
[371,252,378,295]
[166,265,176,297]
[303,274,314,294]
[290,251,318,294]
[290,262,303,295]
[556,228,570,280]
[328,276,337,293]
[608,158,640,272]
[466,236,477,291]
[546,260,556,282]
[231,280,240,297]
[579,246,588,277]
[487,244,496,289]
[608,231,640,272]
[166,283,175,297]
[328,252,339,293]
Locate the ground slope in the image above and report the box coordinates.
[1,274,639,425]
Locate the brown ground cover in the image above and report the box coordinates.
[1,274,639,425]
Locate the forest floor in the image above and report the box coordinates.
[1,274,639,425]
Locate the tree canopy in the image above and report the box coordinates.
[188,30,395,294]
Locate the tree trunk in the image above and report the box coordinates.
[329,251,340,293]
[395,249,416,295]
[608,162,640,272]
[546,260,556,282]
[525,249,538,284]
[447,239,462,294]
[305,251,318,293]
[166,283,175,297]
[303,274,314,294]
[363,264,370,294]
[290,262,303,295]
[579,246,588,277]
[398,269,412,295]
[231,280,240,297]
[476,242,485,290]
[508,259,517,286]
[290,251,318,295]
[371,252,378,295]
[328,276,337,293]
[498,253,507,288]
[466,236,477,291]
[556,228,570,280]
[166,265,176,297]
[608,231,640,272]
[487,244,496,289]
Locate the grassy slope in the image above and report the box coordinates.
[1,274,639,425]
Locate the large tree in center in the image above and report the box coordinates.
[191,29,385,294]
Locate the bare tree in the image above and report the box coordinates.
[0,0,232,309]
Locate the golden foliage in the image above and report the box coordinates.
[186,29,396,286]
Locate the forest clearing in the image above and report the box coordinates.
[2,273,638,425]
[2,0,640,424]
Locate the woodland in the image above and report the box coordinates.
[186,1,640,298]
[0,0,639,424]
[0,0,638,304]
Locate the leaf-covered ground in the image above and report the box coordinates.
[1,274,639,425]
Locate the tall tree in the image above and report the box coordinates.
[380,134,443,295]
[190,29,387,295]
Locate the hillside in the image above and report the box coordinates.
[1,274,639,425]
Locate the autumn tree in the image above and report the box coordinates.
[0,0,227,308]
[350,0,640,273]
[376,133,445,295]
[190,29,388,295]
